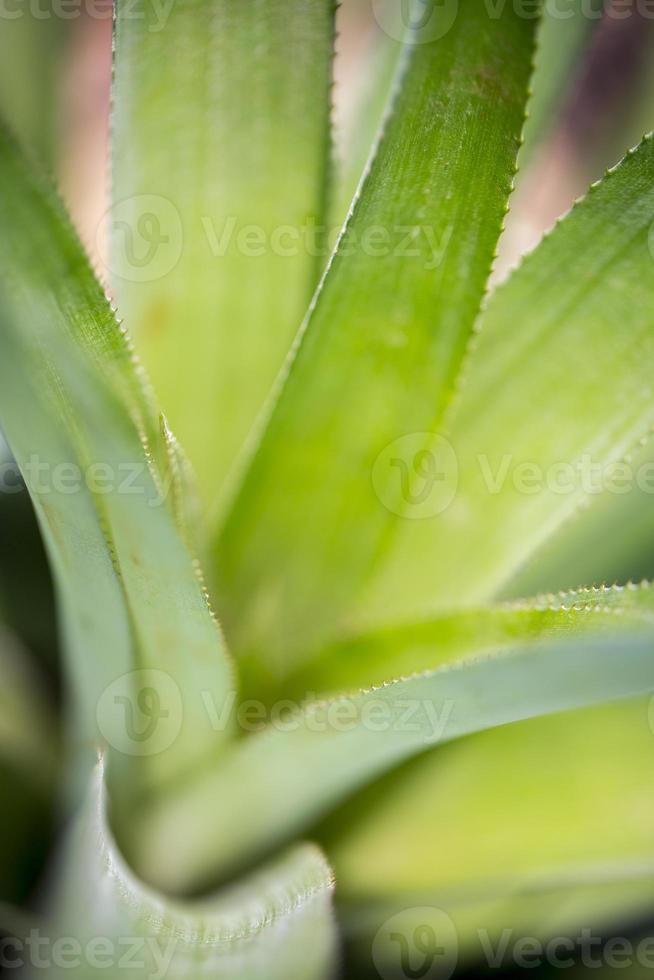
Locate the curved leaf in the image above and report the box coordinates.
[0,126,234,801]
[285,581,654,697]
[329,698,654,972]
[134,627,654,892]
[39,759,336,980]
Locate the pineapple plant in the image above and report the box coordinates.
[2,0,654,977]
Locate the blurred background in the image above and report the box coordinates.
[2,0,654,975]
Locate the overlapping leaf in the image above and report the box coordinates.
[111,0,336,507]
[134,617,654,892]
[285,581,654,698]
[329,697,654,974]
[214,1,537,688]
[39,760,336,980]
[0,127,234,801]
[364,133,654,622]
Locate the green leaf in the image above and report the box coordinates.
[40,759,336,980]
[214,1,537,688]
[344,877,654,977]
[328,697,654,971]
[0,126,234,801]
[284,582,654,699]
[133,626,654,893]
[159,413,204,555]
[364,133,654,622]
[110,0,336,507]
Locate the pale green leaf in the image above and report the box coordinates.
[214,2,537,687]
[284,581,654,698]
[0,126,234,801]
[110,0,336,507]
[364,133,654,622]
[159,412,205,555]
[133,627,654,892]
[39,759,337,980]
[329,698,654,971]
[504,436,654,597]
